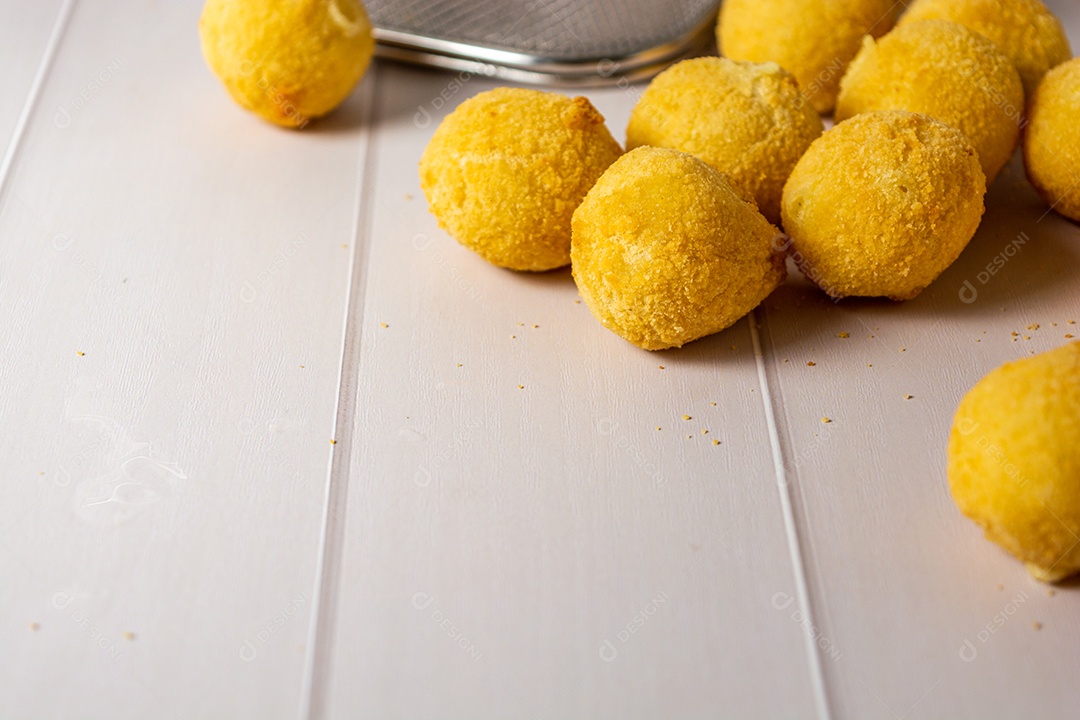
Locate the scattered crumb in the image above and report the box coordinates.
[783,358,790,363]
[531,324,539,329]
[341,243,348,249]
[837,332,850,338]
[1069,320,1076,325]
[1047,589,1056,598]
[1067,334,1075,339]
[379,322,388,328]
[655,426,661,431]
[1011,331,1019,337]
[574,299,581,304]
[867,364,873,367]
[299,365,305,369]
[996,583,1004,591]
[517,384,524,389]
[517,322,524,327]
[404,193,413,200]
[511,335,517,339]
[821,417,832,424]
[711,439,720,446]
[1027,323,1040,331]
[76,351,85,356]
[807,361,816,367]
[682,415,692,421]
[904,394,913,400]
[29,623,39,632]
[329,439,337,445]
[38,471,44,476]
[123,631,136,641]
[686,434,692,439]
[710,402,717,406]
[701,428,708,435]
[456,363,462,367]
[1033,622,1043,631]
[1023,335,1031,340]
[658,365,665,370]
[899,347,906,352]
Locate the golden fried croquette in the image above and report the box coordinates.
[419,88,622,271]
[571,147,786,350]
[1024,58,1080,223]
[781,111,986,300]
[948,341,1080,583]
[200,0,374,128]
[836,20,1024,182]
[899,0,1072,98]
[626,57,824,225]
[717,0,899,113]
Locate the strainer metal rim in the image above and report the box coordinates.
[372,8,718,87]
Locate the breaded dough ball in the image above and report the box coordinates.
[718,0,899,113]
[1024,58,1080,223]
[781,111,986,300]
[626,57,824,225]
[948,342,1080,583]
[571,147,786,350]
[419,88,622,271]
[836,20,1024,182]
[899,0,1072,98]
[200,0,374,128]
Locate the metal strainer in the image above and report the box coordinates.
[366,0,720,86]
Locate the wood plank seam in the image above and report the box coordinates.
[300,66,382,720]
[0,0,76,203]
[749,308,833,720]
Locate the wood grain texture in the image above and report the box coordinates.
[0,0,371,717]
[317,64,820,720]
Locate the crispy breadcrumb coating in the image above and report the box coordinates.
[626,57,823,225]
[948,342,1080,583]
[899,0,1072,98]
[781,111,986,300]
[1024,58,1080,223]
[419,88,623,271]
[571,147,785,350]
[718,0,899,113]
[199,0,374,128]
[836,20,1024,182]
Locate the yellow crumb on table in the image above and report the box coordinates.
[76,351,85,356]
[821,417,832,424]
[682,415,692,421]
[329,439,337,445]
[123,631,136,641]
[807,361,816,366]
[837,332,850,338]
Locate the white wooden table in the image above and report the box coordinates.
[2,1,1079,718]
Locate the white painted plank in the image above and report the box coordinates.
[0,0,67,168]
[757,0,1080,710]
[0,0,371,717]
[316,64,819,719]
